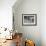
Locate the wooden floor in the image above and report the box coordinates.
[0,39,16,46]
[0,33,23,46]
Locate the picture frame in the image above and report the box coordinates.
[22,14,37,26]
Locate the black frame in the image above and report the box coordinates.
[22,14,37,26]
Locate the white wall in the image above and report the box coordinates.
[0,0,16,30]
[41,0,46,46]
[13,0,41,46]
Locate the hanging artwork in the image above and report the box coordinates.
[22,14,37,26]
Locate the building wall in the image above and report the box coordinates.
[13,0,41,46]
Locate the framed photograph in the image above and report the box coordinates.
[22,14,37,26]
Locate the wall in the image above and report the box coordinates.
[0,0,16,30]
[13,0,41,46]
[41,0,46,46]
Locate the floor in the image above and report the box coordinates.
[0,33,23,46]
[0,39,16,46]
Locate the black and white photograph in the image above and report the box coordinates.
[22,14,37,26]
